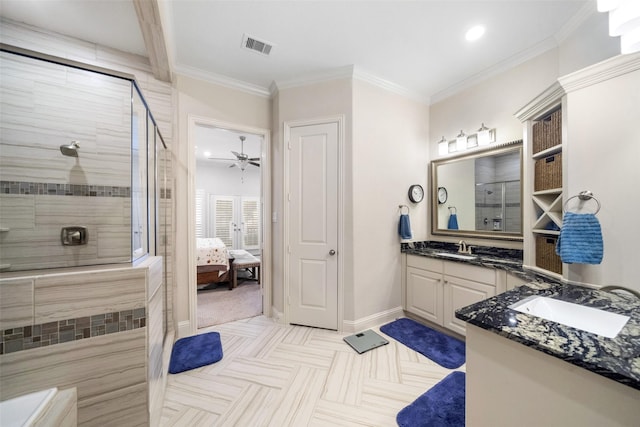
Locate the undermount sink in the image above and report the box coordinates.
[509,296,630,338]
[435,252,476,260]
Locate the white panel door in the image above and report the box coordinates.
[289,122,338,330]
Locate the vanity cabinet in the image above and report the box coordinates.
[443,262,496,336]
[405,255,498,336]
[406,256,444,325]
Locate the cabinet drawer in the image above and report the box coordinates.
[407,255,443,273]
[443,261,496,285]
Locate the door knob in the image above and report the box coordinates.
[329,249,336,256]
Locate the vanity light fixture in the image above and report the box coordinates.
[438,136,449,155]
[477,123,495,146]
[598,0,640,53]
[456,130,467,152]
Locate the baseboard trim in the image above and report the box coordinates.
[342,306,404,333]
[271,306,284,324]
[177,321,191,339]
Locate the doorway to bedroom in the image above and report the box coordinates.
[194,124,265,329]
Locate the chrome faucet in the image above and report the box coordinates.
[458,240,473,255]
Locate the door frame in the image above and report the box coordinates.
[187,115,271,333]
[283,116,345,330]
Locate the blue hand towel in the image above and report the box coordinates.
[556,212,603,264]
[399,214,412,240]
[447,213,459,230]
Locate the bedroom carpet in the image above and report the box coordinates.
[197,281,262,329]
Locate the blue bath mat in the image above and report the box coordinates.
[397,371,465,427]
[380,318,465,369]
[169,331,223,374]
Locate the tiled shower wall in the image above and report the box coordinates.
[0,16,175,341]
[474,152,521,233]
[0,51,133,270]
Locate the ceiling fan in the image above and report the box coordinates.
[208,135,260,170]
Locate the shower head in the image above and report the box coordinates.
[60,141,80,157]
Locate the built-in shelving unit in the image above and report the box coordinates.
[516,82,566,278]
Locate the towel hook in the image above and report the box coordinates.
[448,206,457,214]
[399,204,409,215]
[563,190,601,214]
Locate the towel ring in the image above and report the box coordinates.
[399,204,409,215]
[448,206,457,214]
[563,191,601,214]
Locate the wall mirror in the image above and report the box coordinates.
[431,140,523,241]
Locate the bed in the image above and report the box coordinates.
[196,238,233,289]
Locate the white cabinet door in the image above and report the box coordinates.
[406,266,443,325]
[444,275,496,336]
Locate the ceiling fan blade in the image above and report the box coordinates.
[208,157,235,161]
[249,157,260,161]
[249,161,260,167]
[228,163,237,168]
[231,151,241,158]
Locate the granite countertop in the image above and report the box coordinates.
[401,241,536,282]
[402,241,640,390]
[456,282,640,390]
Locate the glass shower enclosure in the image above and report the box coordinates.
[0,47,167,272]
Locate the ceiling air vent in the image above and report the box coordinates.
[242,33,273,56]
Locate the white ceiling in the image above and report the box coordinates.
[1,0,593,156]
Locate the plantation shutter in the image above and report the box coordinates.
[195,189,205,237]
[241,197,261,250]
[213,196,234,247]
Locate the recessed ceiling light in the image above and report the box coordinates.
[465,25,485,41]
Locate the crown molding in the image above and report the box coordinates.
[271,65,355,93]
[430,37,558,104]
[173,63,271,98]
[514,81,565,122]
[558,52,640,93]
[271,65,429,105]
[351,67,430,105]
[553,1,597,45]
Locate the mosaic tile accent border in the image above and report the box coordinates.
[0,181,131,197]
[0,307,146,355]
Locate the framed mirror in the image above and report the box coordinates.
[431,140,523,241]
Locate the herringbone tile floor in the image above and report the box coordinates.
[161,316,465,426]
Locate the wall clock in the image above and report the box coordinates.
[437,187,448,204]
[408,184,424,203]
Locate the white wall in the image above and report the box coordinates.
[563,63,640,292]
[351,79,430,321]
[174,74,271,329]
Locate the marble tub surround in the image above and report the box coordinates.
[0,257,164,426]
[456,283,640,390]
[0,307,146,355]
